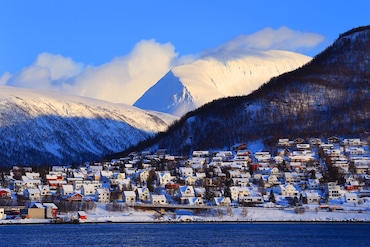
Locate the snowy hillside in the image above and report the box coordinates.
[134,50,311,116]
[0,86,177,166]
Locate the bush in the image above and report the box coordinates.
[294,207,305,214]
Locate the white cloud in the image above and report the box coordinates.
[201,27,324,61]
[0,72,11,85]
[2,27,324,104]
[65,39,179,104]
[6,53,84,90]
[35,53,84,81]
[4,40,180,105]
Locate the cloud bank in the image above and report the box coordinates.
[4,40,179,105]
[1,27,324,105]
[201,27,324,61]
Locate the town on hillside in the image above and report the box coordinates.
[0,136,369,222]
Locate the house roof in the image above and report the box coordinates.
[31,202,44,208]
[0,188,11,193]
[43,203,58,209]
[214,197,231,205]
[96,188,110,194]
[62,184,73,190]
[123,191,136,197]
[179,185,194,194]
[25,188,41,194]
[82,184,96,189]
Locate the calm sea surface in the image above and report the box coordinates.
[0,223,369,247]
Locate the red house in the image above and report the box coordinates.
[65,192,83,202]
[0,188,11,199]
[165,183,180,190]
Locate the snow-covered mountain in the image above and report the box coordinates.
[125,26,370,156]
[134,50,311,116]
[0,86,177,166]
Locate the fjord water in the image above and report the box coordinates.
[1,223,368,246]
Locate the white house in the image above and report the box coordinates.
[151,194,167,205]
[238,187,251,198]
[95,188,110,203]
[345,193,358,204]
[88,165,103,175]
[0,208,6,220]
[179,167,194,177]
[123,191,136,204]
[239,196,264,205]
[326,182,343,199]
[232,178,250,187]
[81,184,96,196]
[136,187,150,202]
[178,186,195,198]
[276,184,299,197]
[185,197,205,206]
[73,180,84,190]
[24,188,41,201]
[255,152,271,162]
[184,176,196,186]
[61,184,74,197]
[38,185,51,197]
[267,175,280,187]
[194,187,206,198]
[343,138,362,146]
[25,172,41,180]
[139,170,150,184]
[284,172,300,183]
[157,172,173,186]
[230,186,240,201]
[301,191,321,204]
[192,150,210,157]
[214,197,231,206]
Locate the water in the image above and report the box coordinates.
[0,223,369,247]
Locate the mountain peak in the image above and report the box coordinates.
[134,50,311,117]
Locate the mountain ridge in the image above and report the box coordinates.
[0,85,176,167]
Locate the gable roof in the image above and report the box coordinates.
[123,191,136,197]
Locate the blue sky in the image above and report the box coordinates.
[1,0,369,104]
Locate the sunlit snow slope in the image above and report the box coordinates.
[0,86,177,166]
[134,50,311,116]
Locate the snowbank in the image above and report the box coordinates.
[2,204,369,225]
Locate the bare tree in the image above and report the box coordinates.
[240,207,248,218]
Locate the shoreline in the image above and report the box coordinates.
[2,205,369,225]
[2,216,369,225]
[1,219,369,225]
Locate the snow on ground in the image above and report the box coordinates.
[82,205,370,223]
[2,203,369,225]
